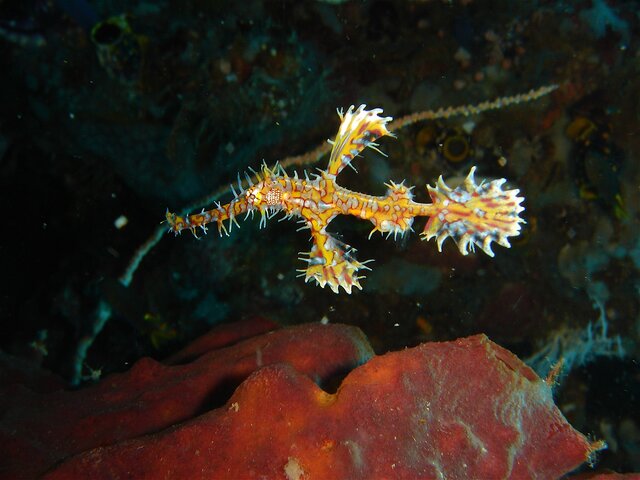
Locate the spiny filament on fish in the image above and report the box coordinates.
[166,105,525,293]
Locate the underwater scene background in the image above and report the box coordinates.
[0,0,639,476]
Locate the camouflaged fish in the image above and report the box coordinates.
[165,105,525,293]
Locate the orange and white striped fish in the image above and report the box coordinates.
[166,105,525,293]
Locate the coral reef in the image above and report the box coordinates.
[1,319,608,479]
[1,320,372,478]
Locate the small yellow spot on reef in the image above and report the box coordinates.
[316,390,336,407]
[284,457,305,480]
